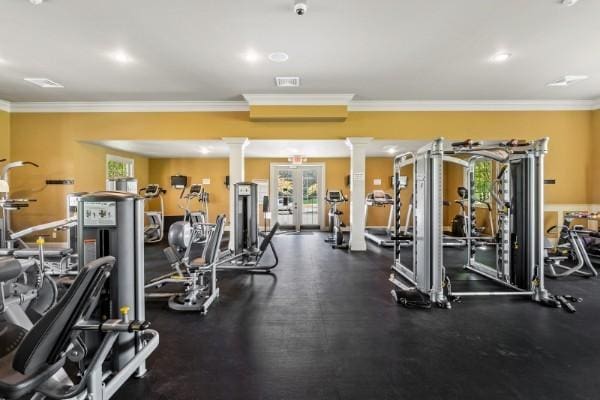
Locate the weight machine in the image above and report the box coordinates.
[390,138,560,309]
[545,211,597,278]
[0,192,159,399]
[0,160,39,251]
[146,182,279,313]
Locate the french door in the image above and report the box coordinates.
[271,164,324,231]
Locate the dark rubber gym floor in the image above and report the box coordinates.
[116,232,600,400]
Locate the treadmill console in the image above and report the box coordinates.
[143,184,162,198]
[327,190,344,202]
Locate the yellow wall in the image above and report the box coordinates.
[7,110,595,231]
[592,110,600,203]
[0,110,9,161]
[149,157,351,226]
[148,158,229,218]
[9,140,148,236]
[246,158,351,227]
[147,156,409,228]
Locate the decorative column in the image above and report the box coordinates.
[223,137,249,250]
[345,137,373,251]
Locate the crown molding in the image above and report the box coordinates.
[0,100,10,112]
[1,97,598,113]
[9,101,248,113]
[349,99,598,112]
[243,93,355,106]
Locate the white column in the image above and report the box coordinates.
[345,137,373,251]
[223,137,249,250]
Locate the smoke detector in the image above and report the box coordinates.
[275,77,300,87]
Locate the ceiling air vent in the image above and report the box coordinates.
[275,77,300,87]
[24,78,64,88]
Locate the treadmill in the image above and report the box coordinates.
[364,190,395,247]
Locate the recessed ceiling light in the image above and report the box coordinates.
[386,147,397,154]
[24,78,63,88]
[0,57,7,65]
[243,49,260,64]
[29,0,44,4]
[561,0,579,6]
[199,147,210,155]
[268,52,289,63]
[490,52,512,63]
[108,49,134,64]
[547,75,589,87]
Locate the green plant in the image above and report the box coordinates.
[473,160,491,202]
[107,159,128,179]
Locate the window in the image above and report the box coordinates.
[473,160,491,202]
[106,155,134,179]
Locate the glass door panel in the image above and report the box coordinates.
[271,164,323,231]
[301,168,319,228]
[276,168,295,229]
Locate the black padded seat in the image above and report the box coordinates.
[0,259,24,282]
[13,248,72,258]
[0,256,115,399]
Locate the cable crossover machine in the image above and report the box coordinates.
[389,137,565,310]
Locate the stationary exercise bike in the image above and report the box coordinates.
[324,190,348,249]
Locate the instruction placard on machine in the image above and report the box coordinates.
[83,201,117,226]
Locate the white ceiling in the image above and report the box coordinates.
[88,140,429,158]
[1,0,599,102]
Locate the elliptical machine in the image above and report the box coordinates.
[181,184,210,243]
[324,190,348,249]
[139,184,166,243]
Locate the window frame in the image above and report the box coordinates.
[106,154,135,179]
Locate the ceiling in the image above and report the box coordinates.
[1,0,599,103]
[88,140,429,158]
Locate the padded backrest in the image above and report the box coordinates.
[259,223,279,253]
[13,256,115,375]
[202,215,225,265]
